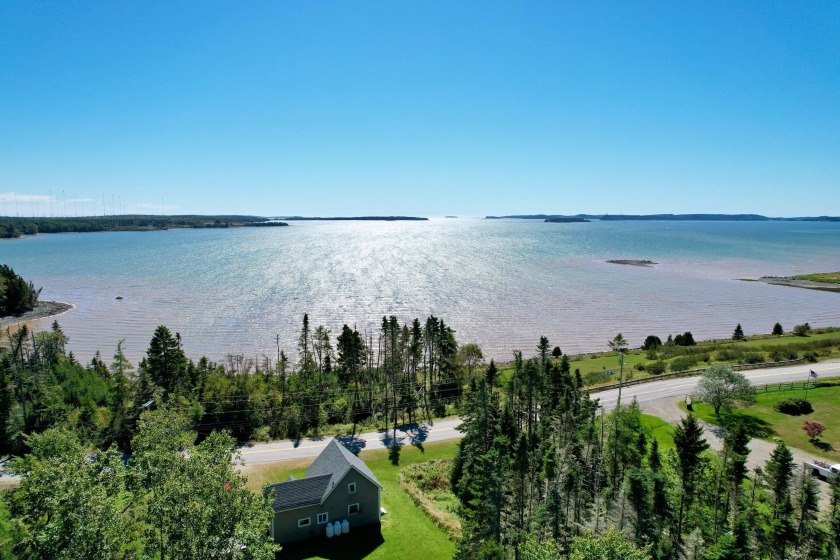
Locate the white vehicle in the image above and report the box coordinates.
[804,459,840,479]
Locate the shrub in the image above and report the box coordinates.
[803,421,826,442]
[805,352,819,362]
[646,361,667,375]
[715,348,740,362]
[673,332,696,346]
[774,398,813,415]
[251,425,271,442]
[793,323,812,337]
[642,335,662,351]
[742,353,765,364]
[669,355,699,373]
[634,363,645,371]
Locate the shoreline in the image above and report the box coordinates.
[0,301,75,329]
[741,277,840,293]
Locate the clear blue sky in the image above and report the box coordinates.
[1,1,838,217]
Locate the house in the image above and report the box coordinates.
[268,439,383,544]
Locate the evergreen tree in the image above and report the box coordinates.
[141,325,188,396]
[732,323,746,341]
[673,414,709,544]
[772,322,784,336]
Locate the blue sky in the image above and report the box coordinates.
[1,1,838,217]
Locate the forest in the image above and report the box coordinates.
[4,316,840,559]
[0,266,39,316]
[451,343,840,559]
[0,215,285,238]
[0,314,467,455]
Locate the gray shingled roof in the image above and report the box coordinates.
[269,474,332,511]
[307,439,382,491]
[270,439,383,513]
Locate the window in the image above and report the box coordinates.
[348,482,356,494]
[317,513,329,524]
[298,517,311,528]
[348,503,359,515]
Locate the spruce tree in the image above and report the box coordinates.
[673,414,709,544]
[732,323,746,341]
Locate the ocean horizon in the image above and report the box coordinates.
[3,218,840,365]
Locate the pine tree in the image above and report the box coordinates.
[732,323,746,341]
[673,414,709,544]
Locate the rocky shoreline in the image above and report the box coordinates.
[741,276,840,293]
[0,301,74,329]
[606,259,658,267]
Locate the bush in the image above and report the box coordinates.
[803,421,826,442]
[645,361,667,375]
[774,398,813,415]
[634,363,645,371]
[643,335,662,351]
[793,323,812,337]
[742,352,765,364]
[669,355,699,373]
[673,332,696,346]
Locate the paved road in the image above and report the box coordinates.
[239,418,464,466]
[238,359,840,468]
[593,359,840,412]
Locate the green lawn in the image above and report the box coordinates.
[246,439,460,560]
[640,413,676,452]
[684,381,840,460]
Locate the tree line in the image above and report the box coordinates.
[0,314,480,455]
[0,216,282,238]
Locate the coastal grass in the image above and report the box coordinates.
[794,272,840,284]
[494,328,840,390]
[245,439,460,560]
[683,379,840,461]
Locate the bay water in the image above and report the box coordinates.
[3,218,840,364]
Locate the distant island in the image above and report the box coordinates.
[276,216,428,221]
[444,216,458,219]
[486,213,840,222]
[0,215,287,239]
[607,259,658,267]
[545,217,589,223]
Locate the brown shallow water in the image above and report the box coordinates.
[3,219,840,364]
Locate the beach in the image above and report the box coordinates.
[0,301,74,330]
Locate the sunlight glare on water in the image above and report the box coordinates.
[4,218,840,363]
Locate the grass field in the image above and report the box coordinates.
[244,440,460,560]
[497,329,840,389]
[684,380,840,461]
[794,272,840,284]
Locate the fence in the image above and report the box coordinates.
[589,357,806,394]
[754,380,815,393]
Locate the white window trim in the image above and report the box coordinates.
[317,512,329,524]
[298,517,311,527]
[348,482,357,494]
[348,503,360,515]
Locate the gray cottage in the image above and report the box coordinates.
[268,439,383,544]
